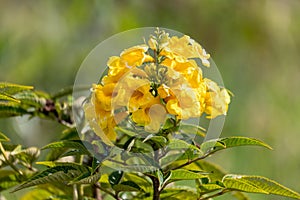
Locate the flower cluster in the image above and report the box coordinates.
[85,30,230,141]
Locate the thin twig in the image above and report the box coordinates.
[168,152,211,172]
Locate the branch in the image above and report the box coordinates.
[168,152,211,171]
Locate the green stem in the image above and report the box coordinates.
[167,152,211,172]
[0,142,23,177]
[150,176,160,200]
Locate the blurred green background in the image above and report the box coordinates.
[1,0,299,199]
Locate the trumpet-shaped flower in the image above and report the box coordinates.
[85,30,231,143]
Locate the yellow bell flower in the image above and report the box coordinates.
[120,45,153,67]
[131,96,165,133]
[165,84,202,119]
[203,78,231,118]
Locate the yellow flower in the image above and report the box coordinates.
[93,83,115,111]
[103,45,154,85]
[165,35,194,59]
[85,30,231,142]
[190,39,211,67]
[120,45,149,67]
[203,78,231,118]
[165,84,202,119]
[111,74,152,109]
[131,96,166,133]
[84,94,117,143]
[161,35,211,67]
[162,59,202,89]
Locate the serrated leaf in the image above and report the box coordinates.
[220,137,272,150]
[223,174,300,199]
[169,169,207,181]
[200,137,272,155]
[42,140,91,156]
[14,91,45,108]
[36,162,89,171]
[0,82,33,94]
[0,102,28,117]
[70,172,101,185]
[12,165,89,192]
[0,93,20,103]
[223,175,270,194]
[0,131,9,142]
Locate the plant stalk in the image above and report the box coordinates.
[150,176,160,200]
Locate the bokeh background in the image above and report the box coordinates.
[0,0,299,199]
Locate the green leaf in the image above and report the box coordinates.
[113,181,142,192]
[0,93,20,103]
[223,174,300,199]
[0,131,10,142]
[200,139,226,153]
[220,137,272,150]
[60,128,80,140]
[169,169,207,181]
[231,191,250,200]
[14,91,45,108]
[20,188,52,200]
[69,172,101,185]
[12,165,89,192]
[20,184,66,200]
[200,137,272,154]
[180,124,206,137]
[168,139,202,152]
[115,127,137,137]
[160,187,198,200]
[0,102,28,117]
[42,140,91,156]
[109,171,123,186]
[0,82,33,94]
[0,172,19,191]
[51,85,90,99]
[189,160,226,182]
[199,183,224,192]
[143,135,168,147]
[123,173,152,192]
